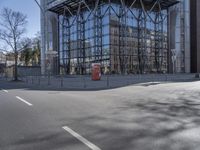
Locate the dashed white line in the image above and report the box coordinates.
[1,89,8,93]
[16,96,33,106]
[62,126,101,150]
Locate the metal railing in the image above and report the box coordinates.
[0,73,194,90]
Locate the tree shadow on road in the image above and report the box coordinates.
[64,91,200,150]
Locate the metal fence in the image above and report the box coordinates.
[1,74,194,90]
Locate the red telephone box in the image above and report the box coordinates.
[92,63,101,81]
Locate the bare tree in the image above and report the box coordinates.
[32,33,41,66]
[20,38,32,66]
[0,8,27,81]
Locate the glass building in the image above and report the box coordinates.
[168,0,190,73]
[41,0,181,75]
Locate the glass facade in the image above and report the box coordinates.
[56,2,168,75]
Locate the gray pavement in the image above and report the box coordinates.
[1,79,200,150]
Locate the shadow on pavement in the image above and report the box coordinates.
[2,131,87,150]
[61,92,200,150]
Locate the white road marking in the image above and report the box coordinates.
[1,89,8,93]
[16,96,33,106]
[62,126,101,150]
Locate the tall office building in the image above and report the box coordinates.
[41,0,192,75]
[190,0,200,73]
[168,0,190,73]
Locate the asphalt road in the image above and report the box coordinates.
[1,79,200,150]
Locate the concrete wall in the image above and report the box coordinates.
[5,66,41,78]
[18,66,41,76]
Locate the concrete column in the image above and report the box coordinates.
[40,0,47,75]
[40,0,59,75]
[184,0,191,73]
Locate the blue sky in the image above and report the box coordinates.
[0,0,40,38]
